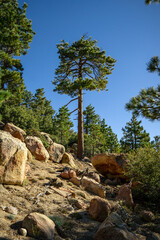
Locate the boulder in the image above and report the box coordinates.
[48,142,65,163]
[0,131,28,185]
[116,184,134,209]
[4,123,26,142]
[81,176,105,198]
[61,152,76,168]
[94,212,139,240]
[89,196,111,222]
[41,132,65,163]
[25,136,49,161]
[22,212,55,240]
[91,153,128,180]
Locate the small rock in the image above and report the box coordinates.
[19,228,27,237]
[70,177,81,186]
[5,206,18,215]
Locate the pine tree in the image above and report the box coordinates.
[53,106,73,147]
[53,36,116,159]
[83,104,100,134]
[31,88,55,133]
[120,115,150,152]
[126,56,160,121]
[100,119,120,153]
[0,0,35,102]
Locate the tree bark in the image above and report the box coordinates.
[77,89,84,159]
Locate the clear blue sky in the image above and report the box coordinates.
[18,0,160,141]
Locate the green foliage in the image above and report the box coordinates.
[83,105,120,157]
[126,146,160,204]
[120,115,150,152]
[30,88,55,133]
[147,56,160,75]
[126,56,160,121]
[53,106,73,147]
[1,105,39,130]
[126,86,160,121]
[48,215,64,226]
[7,214,15,220]
[100,119,120,153]
[145,0,160,4]
[53,36,116,97]
[0,0,35,105]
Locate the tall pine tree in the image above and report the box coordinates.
[53,36,116,159]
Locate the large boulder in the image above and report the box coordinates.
[81,176,105,198]
[89,196,111,222]
[91,153,128,180]
[41,132,65,162]
[94,212,139,240]
[0,131,27,185]
[22,212,55,240]
[25,136,49,161]
[4,123,26,142]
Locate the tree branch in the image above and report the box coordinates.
[69,108,78,115]
[64,97,78,107]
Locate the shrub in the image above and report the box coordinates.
[126,146,160,205]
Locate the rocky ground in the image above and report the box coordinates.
[0,156,160,240]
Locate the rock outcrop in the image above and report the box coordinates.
[4,122,26,142]
[0,131,27,185]
[22,212,55,240]
[25,136,49,161]
[91,153,128,180]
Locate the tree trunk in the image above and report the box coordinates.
[77,89,84,159]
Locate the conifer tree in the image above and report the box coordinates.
[53,106,73,146]
[126,56,160,121]
[31,88,55,133]
[120,115,150,152]
[100,119,120,153]
[0,0,35,102]
[83,104,100,134]
[53,36,116,159]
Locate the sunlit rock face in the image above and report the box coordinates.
[91,153,128,180]
[0,130,27,185]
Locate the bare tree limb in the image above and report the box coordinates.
[64,97,78,107]
[69,108,78,115]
